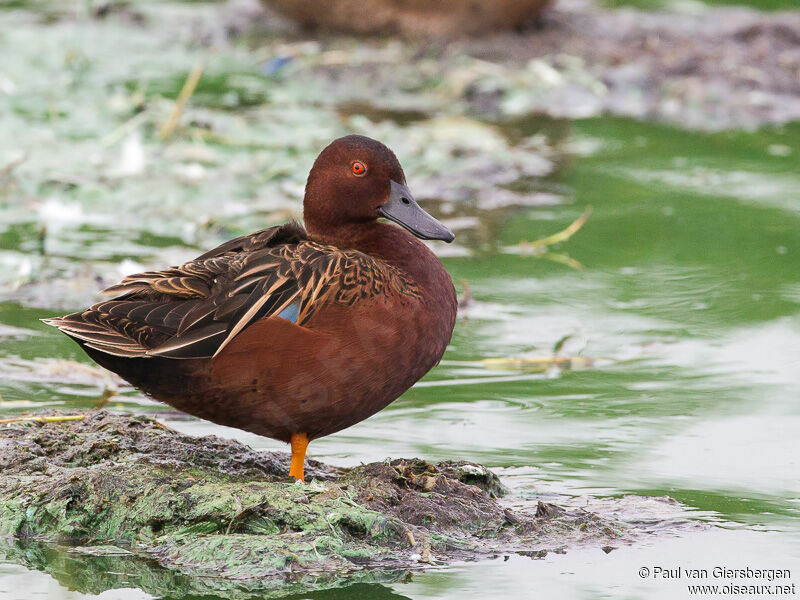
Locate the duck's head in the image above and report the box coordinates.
[303,135,454,243]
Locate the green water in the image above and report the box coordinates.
[2,1,800,598]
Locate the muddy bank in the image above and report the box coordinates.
[235,0,800,130]
[0,411,632,592]
[468,0,800,129]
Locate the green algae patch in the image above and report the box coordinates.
[0,411,631,585]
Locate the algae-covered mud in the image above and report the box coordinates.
[2,0,800,598]
[0,411,652,596]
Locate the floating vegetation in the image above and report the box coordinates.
[481,356,594,372]
[508,207,592,269]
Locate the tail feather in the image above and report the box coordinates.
[42,311,163,358]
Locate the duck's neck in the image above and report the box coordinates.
[309,220,454,302]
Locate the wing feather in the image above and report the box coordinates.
[44,222,421,360]
[148,323,229,358]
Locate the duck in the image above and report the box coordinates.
[261,0,552,38]
[44,135,457,482]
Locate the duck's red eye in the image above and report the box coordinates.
[351,161,366,176]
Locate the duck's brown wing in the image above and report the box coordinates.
[44,223,306,359]
[44,223,420,360]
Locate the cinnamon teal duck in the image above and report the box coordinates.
[261,0,552,37]
[45,135,457,481]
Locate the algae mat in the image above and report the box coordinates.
[0,411,640,594]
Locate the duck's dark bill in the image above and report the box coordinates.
[378,181,455,243]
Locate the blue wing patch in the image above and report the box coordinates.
[276,301,300,323]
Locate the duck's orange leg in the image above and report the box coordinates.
[289,432,309,482]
